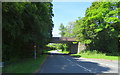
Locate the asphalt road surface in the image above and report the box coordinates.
[39,50,119,73]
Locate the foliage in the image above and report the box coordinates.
[59,23,66,37]
[59,22,75,37]
[47,43,62,50]
[46,43,69,52]
[2,2,54,62]
[58,50,70,54]
[72,42,77,44]
[63,2,120,55]
[71,50,119,60]
[3,54,47,73]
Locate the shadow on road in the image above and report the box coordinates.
[39,53,115,74]
[71,57,111,73]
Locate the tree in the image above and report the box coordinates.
[59,23,66,37]
[83,2,120,54]
[59,22,75,38]
[64,1,120,55]
[64,22,75,37]
[2,2,54,62]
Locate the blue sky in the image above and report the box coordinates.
[52,2,92,37]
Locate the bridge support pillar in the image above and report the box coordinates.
[69,43,78,54]
[77,42,81,54]
[77,42,86,54]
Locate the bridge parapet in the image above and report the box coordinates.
[50,37,76,43]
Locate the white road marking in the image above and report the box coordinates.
[67,59,72,62]
[76,64,93,73]
[75,58,118,68]
[66,58,93,73]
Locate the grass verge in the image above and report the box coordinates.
[71,50,120,60]
[43,50,56,53]
[58,50,70,54]
[3,54,47,73]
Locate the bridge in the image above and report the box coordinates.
[50,37,77,43]
[50,37,86,54]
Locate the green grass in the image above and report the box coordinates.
[71,50,120,60]
[43,50,56,53]
[58,50,70,54]
[48,50,57,53]
[3,54,47,73]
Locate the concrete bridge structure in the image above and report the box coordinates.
[50,37,76,43]
[50,37,86,54]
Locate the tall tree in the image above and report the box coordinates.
[2,2,54,62]
[65,1,120,55]
[64,22,75,37]
[59,23,66,37]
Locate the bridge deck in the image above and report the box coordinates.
[50,37,77,43]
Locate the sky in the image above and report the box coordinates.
[52,2,92,37]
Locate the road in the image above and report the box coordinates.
[38,50,119,73]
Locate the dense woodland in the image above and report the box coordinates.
[59,2,120,55]
[2,2,54,62]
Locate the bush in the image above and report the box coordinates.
[80,50,106,56]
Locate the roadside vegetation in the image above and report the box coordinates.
[58,50,70,54]
[71,50,120,60]
[3,55,47,73]
[42,49,57,53]
[3,2,54,63]
[3,2,53,73]
[59,2,120,60]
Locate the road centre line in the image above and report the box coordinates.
[67,59,72,62]
[76,64,93,73]
[66,58,93,73]
[64,56,118,73]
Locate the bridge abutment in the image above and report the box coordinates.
[69,42,86,54]
[77,42,86,54]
